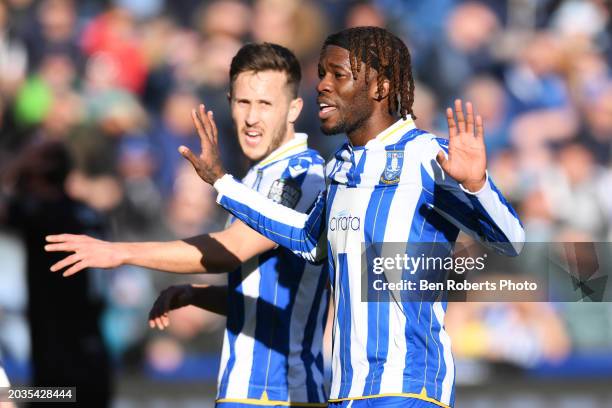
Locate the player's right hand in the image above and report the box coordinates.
[45,234,125,276]
[148,285,195,330]
[180,103,226,185]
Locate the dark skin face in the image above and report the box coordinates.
[317,45,394,146]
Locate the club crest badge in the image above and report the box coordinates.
[380,151,404,184]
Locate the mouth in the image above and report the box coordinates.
[318,102,337,120]
[243,129,263,147]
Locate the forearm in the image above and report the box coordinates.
[190,284,228,316]
[214,174,326,262]
[460,174,525,255]
[120,237,238,274]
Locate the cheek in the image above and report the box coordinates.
[351,88,372,113]
[230,106,244,124]
[263,108,288,133]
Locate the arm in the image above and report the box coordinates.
[433,100,525,255]
[45,219,277,276]
[148,284,228,330]
[214,175,327,262]
[179,104,327,263]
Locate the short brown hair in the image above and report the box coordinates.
[229,42,301,98]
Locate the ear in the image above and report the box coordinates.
[370,77,390,101]
[288,97,303,124]
[226,92,231,104]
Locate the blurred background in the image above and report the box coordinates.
[0,0,611,407]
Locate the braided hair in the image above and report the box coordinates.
[323,26,416,120]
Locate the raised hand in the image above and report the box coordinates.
[45,234,125,276]
[436,99,487,192]
[148,285,195,330]
[180,104,226,185]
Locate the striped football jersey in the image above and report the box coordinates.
[213,119,525,408]
[216,133,330,406]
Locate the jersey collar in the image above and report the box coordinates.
[362,116,416,149]
[255,133,309,169]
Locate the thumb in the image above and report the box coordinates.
[436,150,449,172]
[178,145,199,168]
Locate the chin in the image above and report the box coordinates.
[321,123,345,136]
[320,115,348,135]
[245,151,266,162]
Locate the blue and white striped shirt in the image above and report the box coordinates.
[214,119,525,408]
[216,133,329,406]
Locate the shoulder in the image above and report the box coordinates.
[400,130,449,156]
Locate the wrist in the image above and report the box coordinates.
[118,242,136,266]
[213,167,226,184]
[182,284,197,306]
[460,172,488,194]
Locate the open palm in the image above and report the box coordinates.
[436,99,487,192]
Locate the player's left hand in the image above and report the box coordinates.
[148,285,196,330]
[436,99,487,192]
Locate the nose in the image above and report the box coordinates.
[317,73,332,94]
[245,104,260,126]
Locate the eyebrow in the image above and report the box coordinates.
[234,97,273,104]
[329,62,351,71]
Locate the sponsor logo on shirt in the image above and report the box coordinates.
[329,210,361,231]
[268,178,302,208]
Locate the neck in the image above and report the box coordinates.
[346,113,396,146]
[278,126,296,149]
[251,126,297,166]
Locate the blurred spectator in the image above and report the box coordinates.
[81,6,147,94]
[419,1,501,106]
[194,0,250,40]
[345,2,385,28]
[165,162,223,238]
[540,143,610,239]
[0,0,27,97]
[462,75,511,158]
[446,302,570,367]
[252,0,329,59]
[148,89,200,198]
[0,141,111,405]
[25,0,81,71]
[578,83,612,164]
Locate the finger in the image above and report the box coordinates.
[198,104,214,143]
[149,319,155,329]
[46,234,75,242]
[446,107,457,139]
[62,260,87,277]
[162,314,170,327]
[44,243,76,252]
[156,317,165,331]
[208,111,218,145]
[455,99,466,133]
[50,253,81,272]
[436,150,449,173]
[178,145,200,169]
[191,108,210,147]
[465,101,474,135]
[475,114,484,139]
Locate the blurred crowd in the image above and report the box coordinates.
[0,0,611,393]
